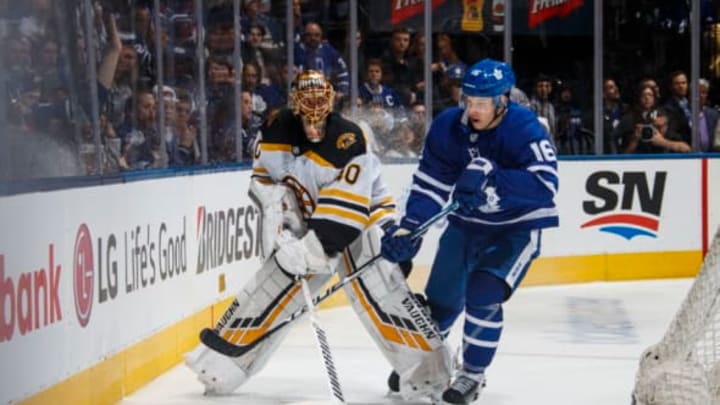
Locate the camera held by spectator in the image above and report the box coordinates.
[640,110,657,142]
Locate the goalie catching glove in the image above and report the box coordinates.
[274,229,339,276]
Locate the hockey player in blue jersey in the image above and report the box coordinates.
[381,58,559,404]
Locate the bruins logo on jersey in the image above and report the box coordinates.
[336,132,357,150]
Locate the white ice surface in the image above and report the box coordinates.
[120,278,692,405]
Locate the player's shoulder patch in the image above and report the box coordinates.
[336,132,358,150]
[315,113,367,167]
[328,114,366,150]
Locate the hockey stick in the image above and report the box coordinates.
[298,276,346,404]
[200,201,459,357]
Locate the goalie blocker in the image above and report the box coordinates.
[185,224,452,400]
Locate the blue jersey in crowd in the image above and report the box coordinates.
[358,83,403,109]
[404,102,559,232]
[294,43,350,95]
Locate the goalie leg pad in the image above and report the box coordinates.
[341,225,453,400]
[186,254,333,394]
[185,343,249,395]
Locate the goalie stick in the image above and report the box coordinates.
[199,201,459,358]
[298,276,346,404]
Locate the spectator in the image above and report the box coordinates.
[291,0,308,43]
[99,112,126,172]
[602,78,629,154]
[435,77,463,112]
[8,76,40,131]
[555,83,593,155]
[434,32,466,86]
[358,59,403,111]
[205,56,234,123]
[408,101,427,143]
[360,102,396,155]
[79,112,126,174]
[294,21,349,102]
[641,108,691,153]
[618,89,690,154]
[510,86,530,107]
[117,88,159,169]
[432,33,466,113]
[663,70,691,140]
[529,74,556,141]
[407,31,431,102]
[275,62,296,107]
[380,26,420,106]
[615,84,659,154]
[640,77,661,100]
[240,0,280,46]
[241,23,282,86]
[167,45,197,94]
[129,0,153,43]
[118,0,154,81]
[343,28,366,84]
[237,89,263,160]
[206,5,237,57]
[108,42,140,125]
[209,90,262,162]
[3,33,35,108]
[17,0,53,40]
[153,84,179,167]
[32,36,60,92]
[408,30,426,65]
[384,118,422,158]
[242,61,283,114]
[698,78,720,153]
[173,90,199,165]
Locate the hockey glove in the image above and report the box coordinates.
[380,222,422,263]
[274,230,338,276]
[453,157,495,216]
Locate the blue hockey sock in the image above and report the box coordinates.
[462,303,503,374]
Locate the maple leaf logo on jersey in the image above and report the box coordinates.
[336,133,356,150]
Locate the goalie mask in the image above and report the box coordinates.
[291,69,335,143]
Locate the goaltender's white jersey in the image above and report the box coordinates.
[252,109,396,254]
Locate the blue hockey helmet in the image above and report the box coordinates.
[462,58,516,98]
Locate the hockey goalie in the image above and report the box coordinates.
[185,69,452,401]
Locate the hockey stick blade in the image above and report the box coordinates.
[200,201,459,357]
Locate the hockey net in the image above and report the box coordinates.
[632,225,720,405]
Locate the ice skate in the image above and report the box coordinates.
[387,370,400,394]
[440,371,485,404]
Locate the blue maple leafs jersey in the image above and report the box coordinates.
[405,102,559,232]
[294,43,350,95]
[358,83,404,109]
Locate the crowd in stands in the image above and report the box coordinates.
[1,0,718,179]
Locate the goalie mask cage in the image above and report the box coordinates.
[632,225,720,405]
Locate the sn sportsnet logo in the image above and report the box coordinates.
[581,171,666,240]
